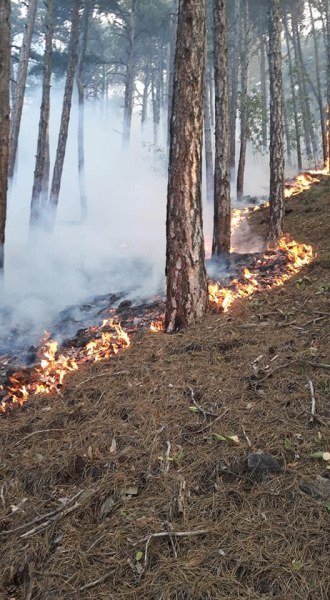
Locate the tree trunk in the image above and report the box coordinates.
[204,49,214,205]
[229,0,240,172]
[165,0,208,333]
[30,0,54,228]
[212,0,231,256]
[308,0,326,164]
[325,0,330,170]
[141,65,150,130]
[122,0,136,149]
[283,17,302,171]
[152,64,161,146]
[283,97,292,165]
[236,0,249,199]
[167,0,178,150]
[291,14,313,164]
[77,0,92,223]
[259,20,268,151]
[48,0,81,228]
[8,0,38,180]
[0,0,11,273]
[268,0,285,243]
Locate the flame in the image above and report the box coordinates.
[1,167,326,413]
[208,237,313,312]
[0,319,130,413]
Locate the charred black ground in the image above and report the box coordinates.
[0,177,329,600]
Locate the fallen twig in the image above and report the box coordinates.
[303,362,330,371]
[194,409,229,434]
[136,529,209,567]
[242,425,252,448]
[257,360,299,383]
[307,379,316,425]
[20,503,81,539]
[0,490,84,537]
[164,441,171,474]
[80,569,115,591]
[14,429,64,446]
[76,370,129,388]
[188,386,218,419]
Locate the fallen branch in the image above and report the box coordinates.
[20,503,81,539]
[257,360,299,383]
[0,490,84,537]
[164,441,171,474]
[14,429,64,446]
[136,529,209,567]
[303,362,330,371]
[307,379,316,425]
[80,569,115,591]
[188,386,218,419]
[194,409,229,434]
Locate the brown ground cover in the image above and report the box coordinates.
[0,177,329,600]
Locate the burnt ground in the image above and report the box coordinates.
[0,177,329,600]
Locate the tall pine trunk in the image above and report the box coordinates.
[48,0,81,228]
[77,0,92,222]
[141,65,150,131]
[268,0,284,243]
[0,0,11,273]
[8,0,38,180]
[291,15,313,164]
[236,0,249,200]
[122,0,136,149]
[165,0,208,332]
[204,51,214,205]
[259,21,268,151]
[167,0,178,150]
[212,0,231,256]
[284,17,302,170]
[229,0,240,172]
[326,0,330,170]
[30,0,54,227]
[308,0,326,164]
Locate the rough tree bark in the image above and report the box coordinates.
[165,0,208,333]
[167,0,179,150]
[229,0,240,172]
[48,0,81,228]
[204,52,214,205]
[0,0,11,273]
[268,0,285,243]
[77,0,92,222]
[212,0,231,256]
[309,0,326,164]
[8,0,38,180]
[283,16,302,170]
[236,0,249,199]
[326,0,330,170]
[122,0,136,149]
[30,0,54,227]
[259,17,268,151]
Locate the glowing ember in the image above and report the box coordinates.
[208,237,313,312]
[150,320,165,332]
[0,319,130,412]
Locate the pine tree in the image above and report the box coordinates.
[0,0,11,273]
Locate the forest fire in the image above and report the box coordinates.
[0,320,130,413]
[0,166,326,413]
[208,237,313,312]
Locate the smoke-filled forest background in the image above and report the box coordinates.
[0,0,329,342]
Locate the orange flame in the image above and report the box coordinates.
[0,319,130,412]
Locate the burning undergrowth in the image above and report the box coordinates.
[0,169,327,413]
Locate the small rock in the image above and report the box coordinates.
[247,452,282,475]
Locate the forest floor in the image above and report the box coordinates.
[0,176,329,600]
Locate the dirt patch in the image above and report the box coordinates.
[0,177,329,599]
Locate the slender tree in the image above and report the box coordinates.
[212,0,231,256]
[326,0,330,170]
[48,0,81,228]
[8,0,38,180]
[30,0,54,227]
[283,15,302,170]
[0,0,11,273]
[204,50,214,205]
[268,0,284,242]
[77,0,93,222]
[229,0,240,172]
[236,0,249,199]
[165,0,208,332]
[122,0,136,148]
